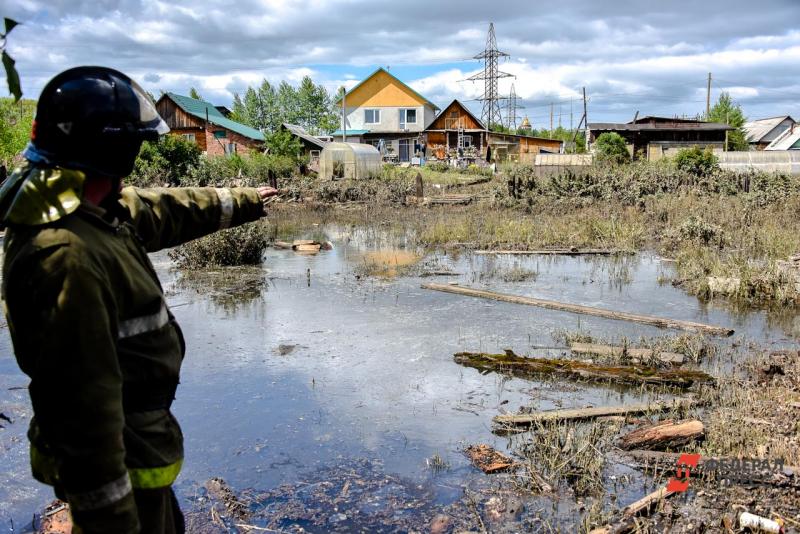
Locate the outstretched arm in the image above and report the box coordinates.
[119,186,277,252]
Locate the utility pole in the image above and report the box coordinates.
[570,98,574,131]
[706,72,712,119]
[583,87,589,150]
[467,23,513,129]
[341,87,346,142]
[549,103,553,138]
[725,110,729,151]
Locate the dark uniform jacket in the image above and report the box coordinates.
[2,185,263,532]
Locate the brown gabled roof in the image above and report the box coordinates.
[425,99,486,131]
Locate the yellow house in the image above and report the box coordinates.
[333,67,439,162]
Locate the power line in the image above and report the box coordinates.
[465,22,514,129]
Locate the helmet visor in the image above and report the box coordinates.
[130,78,170,135]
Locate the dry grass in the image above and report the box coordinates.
[354,249,422,278]
[695,349,800,466]
[514,419,616,496]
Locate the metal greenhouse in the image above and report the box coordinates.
[319,142,382,180]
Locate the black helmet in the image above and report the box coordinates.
[23,66,169,178]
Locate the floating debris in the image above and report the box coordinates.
[454,351,713,389]
[464,444,516,474]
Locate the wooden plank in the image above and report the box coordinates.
[623,486,675,517]
[493,399,696,427]
[589,486,676,534]
[421,283,734,336]
[571,342,685,365]
[454,352,712,388]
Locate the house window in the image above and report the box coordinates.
[224,142,237,155]
[399,109,417,130]
[213,130,227,139]
[181,133,196,142]
[364,109,381,124]
[463,135,473,147]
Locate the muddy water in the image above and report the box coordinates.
[1,225,798,530]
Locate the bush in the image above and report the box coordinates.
[131,135,201,186]
[593,132,630,165]
[679,215,725,247]
[674,146,719,176]
[425,161,450,173]
[168,221,269,268]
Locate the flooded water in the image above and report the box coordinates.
[1,224,798,531]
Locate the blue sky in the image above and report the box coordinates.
[3,0,799,126]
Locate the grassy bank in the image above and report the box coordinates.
[144,156,800,306]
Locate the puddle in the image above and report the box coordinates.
[1,223,798,530]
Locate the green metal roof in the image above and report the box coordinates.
[331,129,370,136]
[334,68,440,110]
[165,92,265,141]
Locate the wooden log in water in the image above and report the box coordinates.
[618,419,705,450]
[454,351,712,389]
[421,283,734,336]
[493,398,696,427]
[570,342,685,365]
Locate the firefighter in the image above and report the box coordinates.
[0,66,277,533]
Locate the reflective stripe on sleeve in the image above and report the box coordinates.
[129,459,183,489]
[118,302,169,339]
[216,188,234,229]
[66,473,132,511]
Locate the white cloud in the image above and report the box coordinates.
[1,0,798,121]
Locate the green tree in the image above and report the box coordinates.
[0,97,35,167]
[593,132,630,165]
[265,128,302,159]
[534,126,587,153]
[189,87,203,101]
[276,81,299,126]
[233,77,338,136]
[706,91,748,151]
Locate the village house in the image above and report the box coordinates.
[764,123,800,151]
[744,115,796,150]
[424,99,563,162]
[588,116,733,160]
[280,123,329,163]
[156,92,264,156]
[333,68,439,162]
